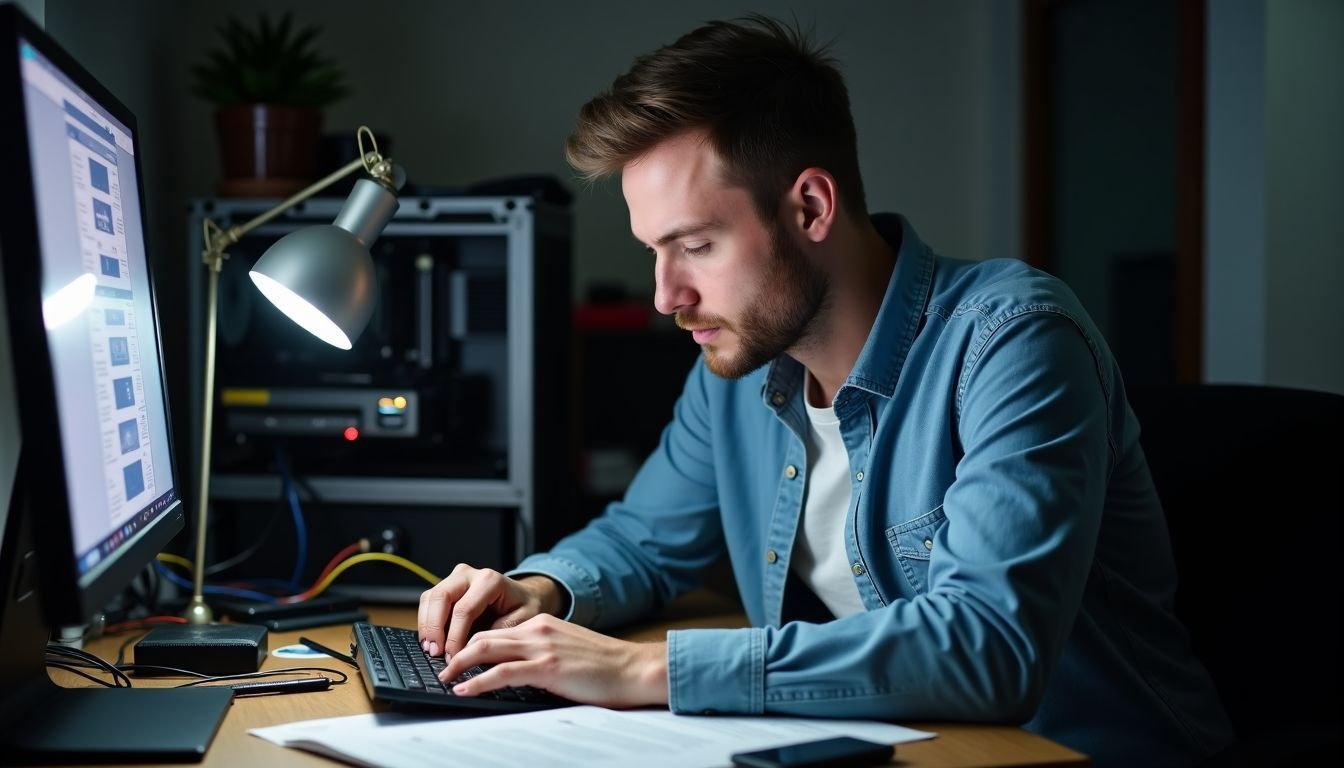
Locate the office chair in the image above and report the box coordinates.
[1129,383,1343,767]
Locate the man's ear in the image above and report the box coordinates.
[786,168,838,243]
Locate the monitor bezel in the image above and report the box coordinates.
[0,5,186,626]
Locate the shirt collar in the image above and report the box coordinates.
[761,213,934,409]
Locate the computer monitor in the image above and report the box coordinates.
[0,6,232,761]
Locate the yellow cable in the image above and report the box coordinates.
[305,553,440,599]
[156,552,194,573]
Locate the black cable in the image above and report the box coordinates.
[144,560,160,613]
[124,566,144,610]
[113,663,349,686]
[47,639,350,691]
[115,663,208,678]
[45,661,119,688]
[149,559,161,613]
[171,666,349,688]
[291,471,322,503]
[44,644,132,688]
[116,630,149,667]
[298,636,358,667]
[45,656,350,690]
[45,644,130,685]
[203,496,284,576]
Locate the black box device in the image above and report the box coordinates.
[214,594,368,631]
[134,624,268,675]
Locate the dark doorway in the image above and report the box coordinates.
[1024,0,1204,384]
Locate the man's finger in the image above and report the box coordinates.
[441,638,534,690]
[418,566,473,650]
[442,571,504,656]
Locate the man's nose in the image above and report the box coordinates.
[652,254,696,316]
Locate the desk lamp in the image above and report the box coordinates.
[187,126,404,623]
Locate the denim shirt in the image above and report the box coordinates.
[514,214,1233,766]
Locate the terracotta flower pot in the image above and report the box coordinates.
[214,103,321,197]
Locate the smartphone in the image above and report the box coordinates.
[730,736,894,768]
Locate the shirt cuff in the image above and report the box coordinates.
[666,627,765,715]
[507,554,602,626]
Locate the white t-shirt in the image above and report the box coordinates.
[790,374,866,618]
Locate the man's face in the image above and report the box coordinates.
[622,132,828,379]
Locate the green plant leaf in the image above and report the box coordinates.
[190,11,350,107]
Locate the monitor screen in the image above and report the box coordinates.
[1,7,232,760]
[18,36,178,584]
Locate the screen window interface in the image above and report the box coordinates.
[20,39,176,584]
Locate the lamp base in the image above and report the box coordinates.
[134,623,268,675]
[184,595,214,625]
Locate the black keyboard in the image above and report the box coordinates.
[351,622,574,712]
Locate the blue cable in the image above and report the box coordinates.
[275,448,308,590]
[154,561,276,602]
[229,577,300,591]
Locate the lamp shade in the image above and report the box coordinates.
[248,177,399,349]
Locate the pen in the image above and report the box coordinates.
[231,676,332,696]
[298,636,359,667]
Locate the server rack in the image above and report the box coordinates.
[186,195,572,601]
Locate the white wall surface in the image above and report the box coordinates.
[1263,0,1344,394]
[1204,0,1267,386]
[1205,0,1344,394]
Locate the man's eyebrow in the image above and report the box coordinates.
[633,220,725,249]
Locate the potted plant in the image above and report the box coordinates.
[192,12,349,197]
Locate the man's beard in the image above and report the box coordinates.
[677,223,830,379]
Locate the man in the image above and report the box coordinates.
[419,16,1234,766]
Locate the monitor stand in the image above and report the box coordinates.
[2,685,234,762]
[0,487,233,763]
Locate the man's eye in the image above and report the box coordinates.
[684,243,711,256]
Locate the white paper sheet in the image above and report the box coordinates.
[250,706,935,768]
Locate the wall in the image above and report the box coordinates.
[2,0,42,541]
[33,0,1344,396]
[47,0,1022,306]
[1048,0,1177,351]
[1205,0,1344,394]
[1204,0,1267,386]
[9,0,39,22]
[1263,0,1344,394]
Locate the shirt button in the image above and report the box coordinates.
[784,465,797,479]
[771,391,786,406]
[855,470,865,482]
[766,549,778,564]
[924,538,934,551]
[851,562,865,576]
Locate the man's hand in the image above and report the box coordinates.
[417,564,563,658]
[440,614,669,708]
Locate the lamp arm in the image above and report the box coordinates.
[220,156,366,244]
[200,126,394,270]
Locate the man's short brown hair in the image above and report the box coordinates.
[565,15,867,221]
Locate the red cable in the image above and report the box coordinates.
[277,540,365,604]
[103,615,188,634]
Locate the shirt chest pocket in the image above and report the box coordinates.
[885,505,947,595]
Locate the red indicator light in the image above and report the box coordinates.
[343,426,359,441]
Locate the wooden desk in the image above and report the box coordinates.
[46,594,1087,767]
